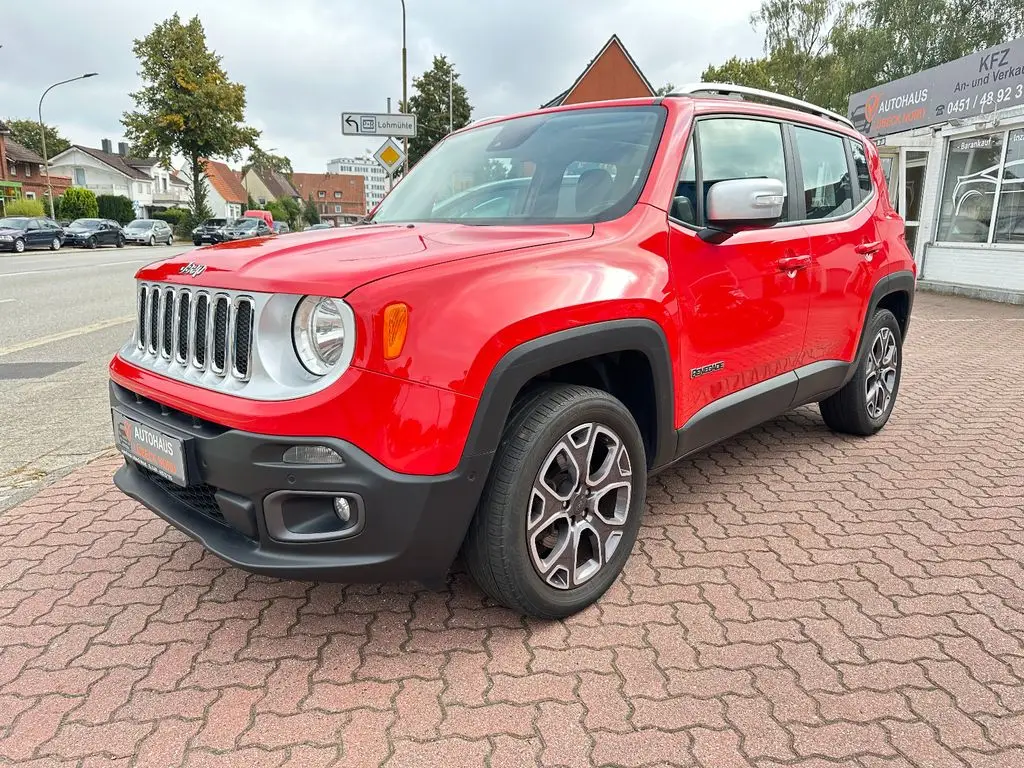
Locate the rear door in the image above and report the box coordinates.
[25,219,45,248]
[796,127,889,365]
[667,116,812,421]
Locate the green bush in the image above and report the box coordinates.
[97,195,135,224]
[3,197,46,216]
[152,208,190,236]
[59,187,99,220]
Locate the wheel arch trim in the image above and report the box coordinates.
[843,269,915,387]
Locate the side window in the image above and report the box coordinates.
[696,118,789,224]
[793,126,854,219]
[850,140,873,199]
[670,141,697,224]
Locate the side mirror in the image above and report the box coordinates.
[703,178,785,240]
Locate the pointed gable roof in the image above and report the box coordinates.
[202,159,248,204]
[542,34,656,108]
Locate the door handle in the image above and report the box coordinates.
[855,241,883,255]
[777,254,811,272]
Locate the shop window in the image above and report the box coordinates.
[793,126,853,219]
[994,129,1024,243]
[936,132,1004,243]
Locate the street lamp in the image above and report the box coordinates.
[38,72,98,219]
[400,0,408,174]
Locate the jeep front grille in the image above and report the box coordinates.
[135,282,254,383]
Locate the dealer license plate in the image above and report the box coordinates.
[112,409,188,486]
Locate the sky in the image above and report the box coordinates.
[1,0,764,173]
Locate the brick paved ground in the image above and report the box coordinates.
[1,292,1023,768]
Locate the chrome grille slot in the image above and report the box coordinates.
[137,286,148,349]
[212,295,229,374]
[160,287,174,359]
[175,290,191,363]
[193,293,208,368]
[232,298,254,380]
[147,287,159,353]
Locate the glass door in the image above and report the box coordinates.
[902,151,929,253]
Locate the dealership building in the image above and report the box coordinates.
[849,37,1024,303]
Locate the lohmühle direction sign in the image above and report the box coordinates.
[342,112,417,138]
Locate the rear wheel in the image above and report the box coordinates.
[166,234,174,246]
[463,384,647,618]
[819,308,903,435]
[148,235,156,247]
[117,236,125,248]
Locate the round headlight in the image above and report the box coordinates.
[292,296,346,375]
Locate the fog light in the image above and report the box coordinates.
[333,496,352,523]
[283,445,343,465]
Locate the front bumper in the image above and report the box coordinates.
[109,381,490,582]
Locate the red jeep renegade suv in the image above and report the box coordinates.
[110,85,915,618]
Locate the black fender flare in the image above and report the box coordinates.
[459,318,677,471]
[843,269,916,387]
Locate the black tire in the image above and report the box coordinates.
[819,308,903,436]
[50,237,61,251]
[86,236,96,249]
[167,234,174,246]
[148,235,156,247]
[13,238,25,254]
[193,239,202,246]
[117,236,125,248]
[463,384,647,619]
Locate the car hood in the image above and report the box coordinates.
[136,222,595,295]
[67,226,96,233]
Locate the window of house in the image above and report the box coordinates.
[335,205,342,213]
[318,191,325,198]
[8,163,16,177]
[334,191,342,198]
[936,132,1004,243]
[792,126,854,220]
[25,191,36,199]
[850,140,872,199]
[24,164,31,178]
[74,168,86,186]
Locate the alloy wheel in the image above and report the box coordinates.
[865,327,898,420]
[526,422,633,590]
[14,239,24,253]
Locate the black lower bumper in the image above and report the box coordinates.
[109,381,491,582]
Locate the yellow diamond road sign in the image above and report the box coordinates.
[374,138,405,175]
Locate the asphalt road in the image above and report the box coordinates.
[0,242,193,509]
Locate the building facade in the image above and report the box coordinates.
[0,121,71,213]
[199,159,246,220]
[541,34,656,109]
[242,168,300,208]
[849,37,1024,304]
[326,156,388,211]
[291,172,365,226]
[48,140,187,218]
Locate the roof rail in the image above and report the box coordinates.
[669,83,855,130]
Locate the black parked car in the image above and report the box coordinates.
[192,218,233,245]
[0,216,65,253]
[272,221,291,234]
[63,218,125,249]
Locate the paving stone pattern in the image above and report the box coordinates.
[1,292,1023,767]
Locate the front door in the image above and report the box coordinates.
[668,116,812,423]
[25,220,45,248]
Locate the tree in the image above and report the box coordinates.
[97,194,135,224]
[4,198,45,216]
[302,195,320,227]
[59,188,99,220]
[121,13,259,224]
[243,147,293,176]
[2,119,70,159]
[654,82,676,96]
[267,196,302,228]
[404,55,473,167]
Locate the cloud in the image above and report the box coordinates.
[0,0,762,171]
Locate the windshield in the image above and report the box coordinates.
[203,219,228,227]
[370,106,665,225]
[0,217,29,229]
[71,218,102,229]
[233,219,258,230]
[126,220,151,230]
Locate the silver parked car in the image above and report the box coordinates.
[123,219,174,246]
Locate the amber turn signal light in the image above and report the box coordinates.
[383,303,409,360]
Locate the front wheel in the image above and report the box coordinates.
[50,237,61,251]
[13,238,25,254]
[819,308,903,435]
[463,384,647,619]
[86,236,96,249]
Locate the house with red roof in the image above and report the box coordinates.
[199,159,247,219]
[541,35,656,108]
[291,172,365,226]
